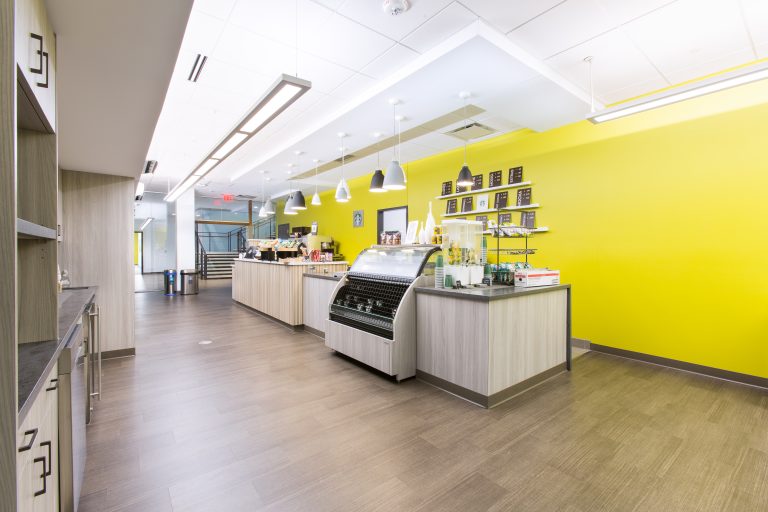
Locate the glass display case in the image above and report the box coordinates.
[349,245,438,281]
[442,220,484,285]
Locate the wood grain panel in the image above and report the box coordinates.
[16,238,56,343]
[14,0,56,129]
[416,294,489,394]
[16,129,56,227]
[0,0,18,506]
[60,171,134,352]
[232,262,347,326]
[488,289,567,394]
[301,277,337,335]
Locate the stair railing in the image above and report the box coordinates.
[196,234,208,279]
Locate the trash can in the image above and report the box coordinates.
[180,269,199,295]
[163,269,177,296]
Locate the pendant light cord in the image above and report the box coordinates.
[585,56,595,113]
[463,97,469,164]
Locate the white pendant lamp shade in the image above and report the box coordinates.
[263,198,275,214]
[383,160,406,190]
[335,180,349,202]
[311,191,321,205]
[292,190,307,210]
[343,178,351,199]
[258,205,267,218]
[457,164,473,187]
[283,196,298,215]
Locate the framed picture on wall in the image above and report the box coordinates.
[489,170,503,188]
[461,197,473,213]
[353,210,364,228]
[476,194,489,211]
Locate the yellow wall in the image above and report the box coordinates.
[279,79,768,378]
[133,232,140,266]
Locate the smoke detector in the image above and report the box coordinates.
[382,0,409,16]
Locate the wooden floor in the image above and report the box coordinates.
[79,280,768,512]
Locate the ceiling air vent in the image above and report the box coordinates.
[188,54,207,82]
[143,160,158,174]
[236,194,257,200]
[445,122,497,141]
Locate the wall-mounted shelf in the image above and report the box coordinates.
[442,203,540,218]
[17,218,56,240]
[483,227,549,236]
[435,181,532,200]
[489,248,537,255]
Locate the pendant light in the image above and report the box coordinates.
[311,158,322,205]
[263,177,275,214]
[290,151,307,210]
[284,181,298,215]
[335,133,349,203]
[258,177,268,217]
[456,91,474,187]
[369,132,386,193]
[383,99,405,190]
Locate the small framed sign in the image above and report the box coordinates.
[311,221,318,235]
[520,211,536,228]
[509,166,523,184]
[472,174,483,190]
[516,188,532,206]
[493,191,508,209]
[475,215,488,230]
[456,182,470,194]
[353,210,364,228]
[489,170,503,188]
[441,181,453,196]
[499,213,512,225]
[446,198,458,214]
[461,197,474,212]
[476,194,489,211]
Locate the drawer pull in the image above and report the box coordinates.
[33,456,47,496]
[40,441,52,476]
[18,428,38,452]
[45,378,58,392]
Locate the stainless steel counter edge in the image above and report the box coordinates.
[302,272,344,282]
[234,259,348,267]
[414,283,571,301]
[18,286,97,423]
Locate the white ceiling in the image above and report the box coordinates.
[141,0,767,199]
[46,0,194,177]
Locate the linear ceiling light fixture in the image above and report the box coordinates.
[164,74,311,202]
[588,61,768,123]
[139,217,153,231]
[135,181,145,201]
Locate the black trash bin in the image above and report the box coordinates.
[180,269,199,295]
[163,269,177,296]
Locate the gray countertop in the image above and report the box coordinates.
[415,283,570,302]
[18,286,96,422]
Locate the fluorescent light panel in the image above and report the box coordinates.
[165,74,311,202]
[135,182,145,197]
[139,217,153,231]
[589,62,768,124]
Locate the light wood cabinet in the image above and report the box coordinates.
[17,363,59,512]
[302,276,339,335]
[15,0,56,130]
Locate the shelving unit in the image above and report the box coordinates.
[483,226,549,236]
[443,203,540,218]
[435,180,532,200]
[16,218,56,240]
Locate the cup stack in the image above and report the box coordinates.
[435,254,445,289]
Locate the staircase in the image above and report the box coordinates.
[203,252,238,279]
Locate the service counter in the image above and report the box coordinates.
[414,284,571,408]
[232,259,347,327]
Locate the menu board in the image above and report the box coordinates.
[516,187,532,206]
[494,191,508,209]
[509,166,523,184]
[472,174,483,190]
[446,198,458,214]
[475,215,488,229]
[461,197,474,212]
[456,183,470,194]
[498,213,512,225]
[441,181,453,196]
[520,211,536,228]
[489,170,503,188]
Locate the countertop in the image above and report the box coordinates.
[303,269,344,281]
[234,259,348,267]
[18,286,96,422]
[415,283,570,302]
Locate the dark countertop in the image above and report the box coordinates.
[415,283,570,302]
[18,286,96,422]
[303,269,344,281]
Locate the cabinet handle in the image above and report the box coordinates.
[33,457,47,496]
[40,441,52,476]
[45,378,58,392]
[18,428,38,452]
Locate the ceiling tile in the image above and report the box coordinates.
[622,0,754,82]
[663,47,757,85]
[400,2,478,53]
[309,0,347,11]
[545,29,667,105]
[180,10,227,55]
[296,51,356,93]
[329,73,378,101]
[193,0,237,21]
[741,0,768,56]
[196,58,274,95]
[212,25,295,77]
[595,0,678,25]
[361,43,421,79]
[507,0,615,59]
[459,0,565,33]
[228,0,333,49]
[337,0,453,41]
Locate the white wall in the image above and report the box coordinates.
[135,193,176,273]
[175,188,195,272]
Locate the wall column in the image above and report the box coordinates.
[175,189,196,283]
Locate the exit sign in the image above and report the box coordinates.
[222,194,234,202]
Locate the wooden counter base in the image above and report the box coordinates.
[232,260,347,326]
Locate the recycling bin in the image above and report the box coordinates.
[180,269,199,295]
[163,269,176,296]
